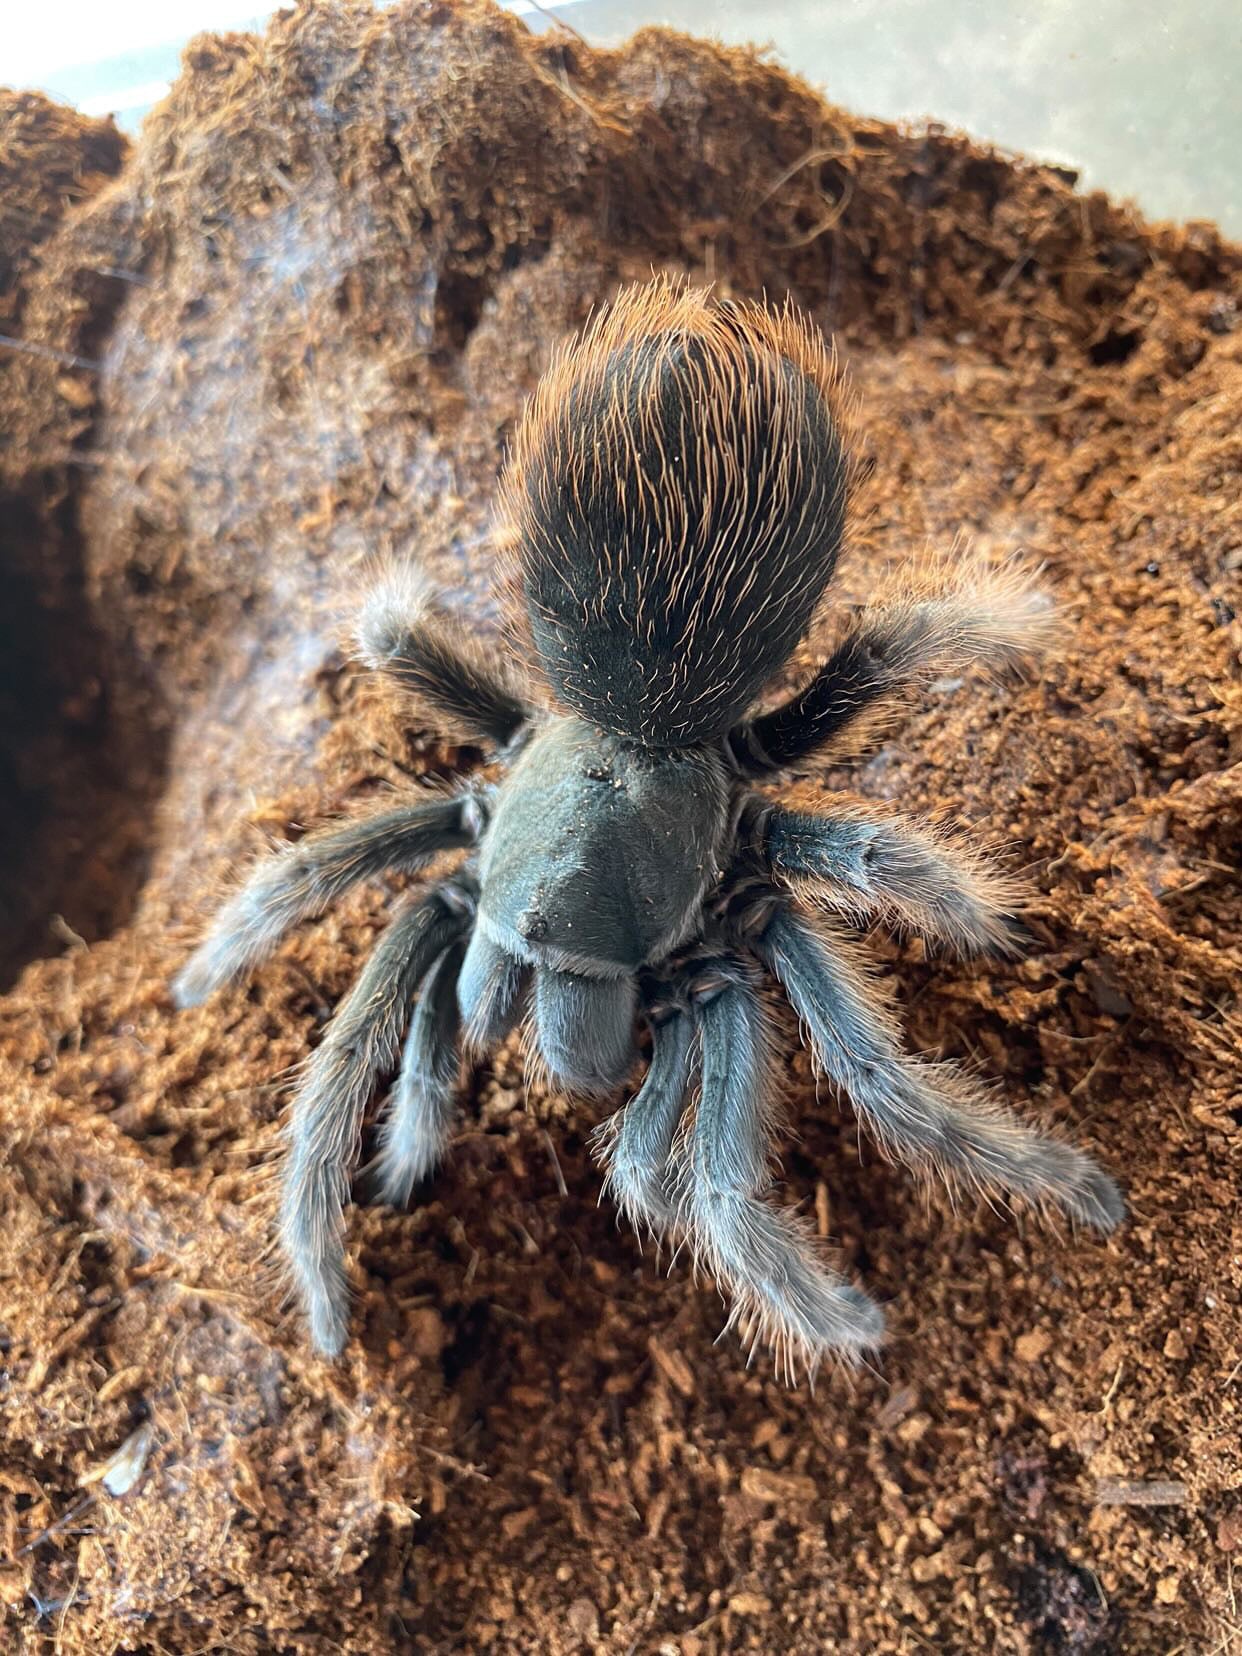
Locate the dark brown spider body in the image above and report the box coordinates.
[502,282,851,745]
[176,278,1122,1376]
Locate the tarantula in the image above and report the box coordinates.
[174,279,1123,1375]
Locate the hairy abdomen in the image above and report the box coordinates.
[501,280,851,747]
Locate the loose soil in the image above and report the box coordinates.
[0,3,1238,1651]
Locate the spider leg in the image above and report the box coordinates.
[369,937,466,1209]
[757,905,1124,1229]
[682,962,885,1378]
[592,1010,694,1237]
[761,802,1023,956]
[356,565,529,747]
[172,792,481,1007]
[534,967,637,1095]
[726,561,1057,774]
[279,886,471,1355]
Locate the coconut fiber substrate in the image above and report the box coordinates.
[0,3,1238,1651]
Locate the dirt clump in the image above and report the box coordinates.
[0,2,1238,1650]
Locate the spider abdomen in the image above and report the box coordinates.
[502,281,851,747]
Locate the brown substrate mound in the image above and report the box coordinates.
[0,4,1238,1650]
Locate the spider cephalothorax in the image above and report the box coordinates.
[175,278,1122,1375]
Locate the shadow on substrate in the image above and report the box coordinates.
[0,493,168,990]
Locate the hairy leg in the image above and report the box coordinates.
[279,888,470,1355]
[761,801,1023,955]
[356,566,529,747]
[172,793,481,1006]
[370,938,466,1208]
[680,964,885,1379]
[726,559,1057,773]
[592,1010,694,1237]
[757,905,1123,1228]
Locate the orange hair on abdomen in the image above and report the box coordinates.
[499,278,854,747]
